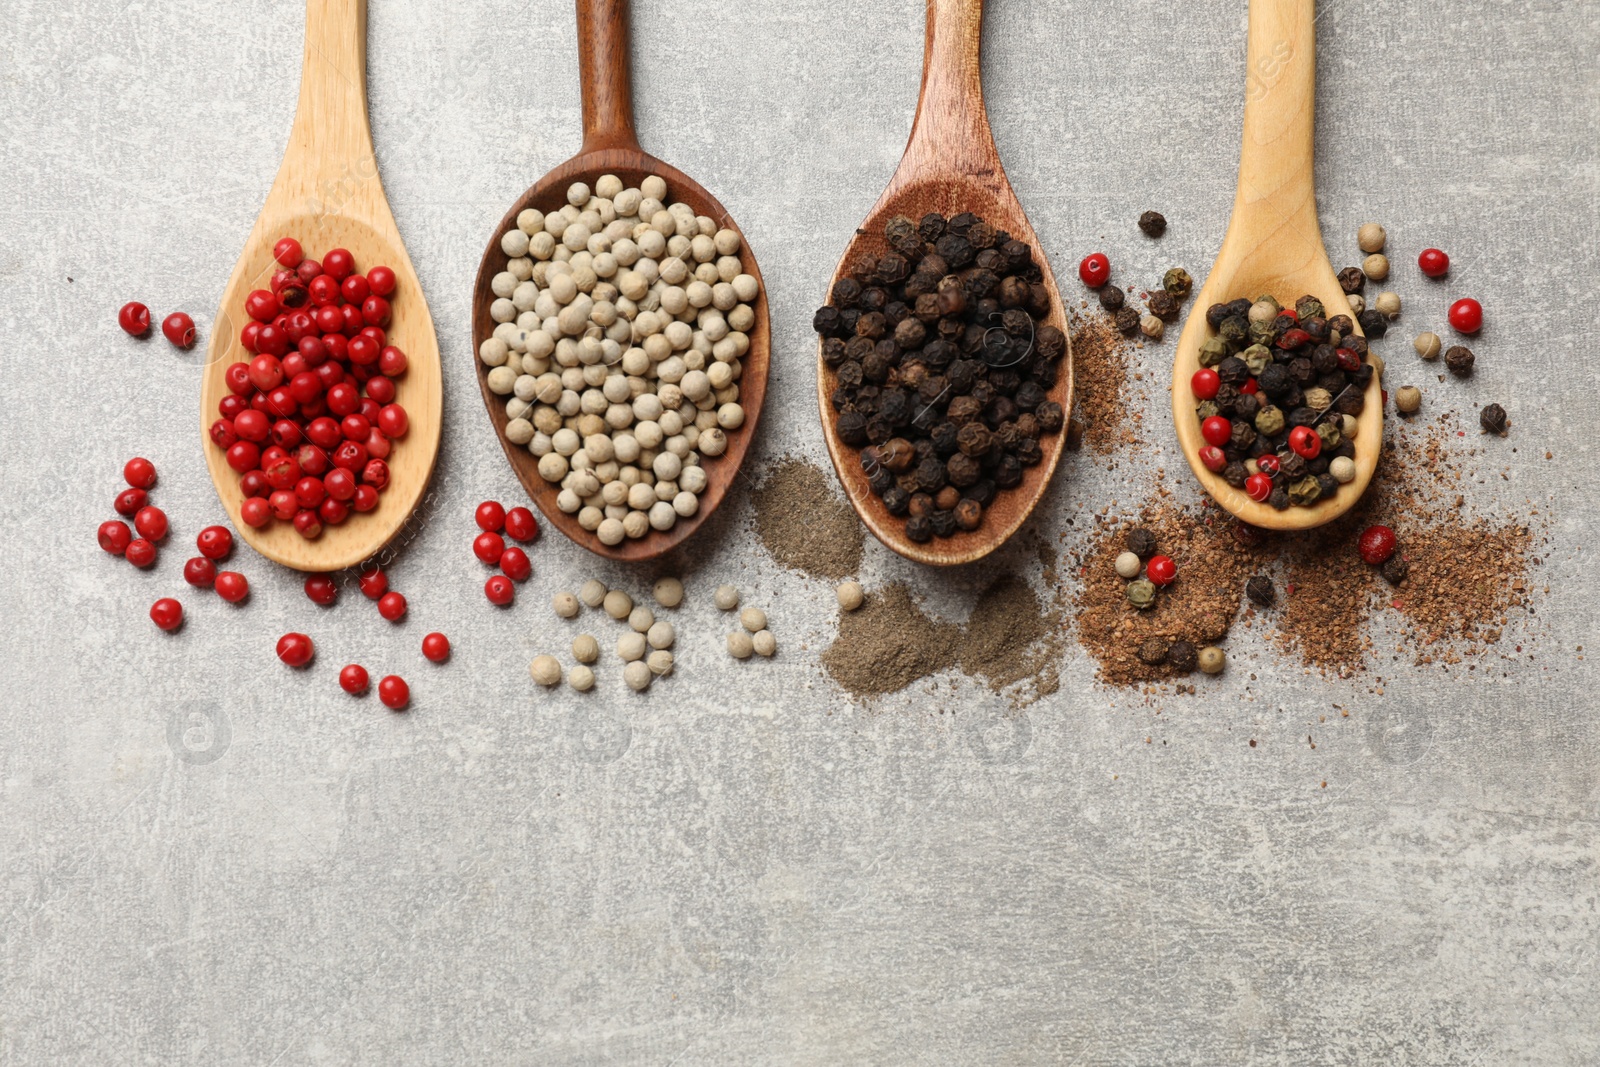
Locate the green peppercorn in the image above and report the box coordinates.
[1316,420,1341,449]
[1255,405,1285,436]
[1219,317,1248,348]
[1295,296,1325,321]
[1248,319,1279,347]
[1126,579,1157,610]
[1196,400,1219,420]
[1163,268,1193,299]
[1302,387,1332,413]
[1242,344,1272,376]
[1288,475,1322,506]
[1198,337,1229,368]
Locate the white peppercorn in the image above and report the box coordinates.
[1198,646,1226,675]
[1347,293,1365,315]
[1329,456,1356,483]
[1394,385,1422,414]
[645,620,675,650]
[628,605,654,633]
[653,577,683,608]
[572,634,600,664]
[602,589,632,620]
[1115,551,1142,579]
[568,665,596,692]
[740,607,767,633]
[727,632,754,659]
[1362,253,1390,281]
[714,584,739,610]
[1139,314,1164,341]
[617,632,647,661]
[751,630,776,657]
[836,581,864,611]
[646,649,674,676]
[623,660,652,691]
[529,655,562,687]
[1414,332,1441,360]
[1375,291,1401,320]
[553,592,580,618]
[579,579,607,607]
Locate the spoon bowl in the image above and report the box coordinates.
[1171,0,1381,530]
[818,0,1071,567]
[199,0,441,572]
[470,0,769,562]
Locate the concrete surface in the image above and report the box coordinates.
[3,0,1598,1063]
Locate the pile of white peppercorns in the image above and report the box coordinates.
[482,174,761,546]
[530,576,683,693]
[714,585,777,660]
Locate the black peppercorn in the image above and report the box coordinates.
[1480,403,1508,435]
[1338,267,1366,293]
[934,234,974,268]
[1445,345,1475,378]
[1125,527,1157,557]
[1138,637,1169,665]
[905,515,933,543]
[882,486,911,515]
[918,213,947,243]
[1217,356,1250,385]
[1147,290,1180,321]
[1114,307,1141,334]
[930,509,958,538]
[954,499,983,531]
[1206,302,1231,329]
[812,306,843,336]
[1245,575,1276,607]
[1036,401,1064,434]
[993,454,1023,488]
[1268,486,1290,510]
[1168,641,1198,673]
[835,411,868,446]
[1382,555,1409,586]
[1099,286,1125,311]
[1138,211,1167,238]
[1356,309,1389,338]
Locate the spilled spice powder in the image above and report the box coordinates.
[1067,309,1139,455]
[752,456,863,581]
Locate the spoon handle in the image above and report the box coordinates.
[576,0,640,153]
[1233,0,1320,238]
[276,0,380,217]
[898,0,998,185]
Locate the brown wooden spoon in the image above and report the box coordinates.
[816,0,1071,567]
[1171,0,1381,530]
[470,0,770,562]
[199,0,442,572]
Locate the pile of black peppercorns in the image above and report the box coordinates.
[1195,293,1373,510]
[813,212,1066,542]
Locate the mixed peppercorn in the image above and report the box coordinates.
[813,212,1065,542]
[1189,292,1370,510]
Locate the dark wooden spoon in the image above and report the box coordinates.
[817,0,1072,567]
[470,0,769,562]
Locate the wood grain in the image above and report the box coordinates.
[1170,0,1381,530]
[470,0,769,562]
[198,0,442,572]
[816,0,1072,567]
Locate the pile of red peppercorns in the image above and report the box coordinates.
[208,238,410,540]
[473,500,540,606]
[1190,293,1370,510]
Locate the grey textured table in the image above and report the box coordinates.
[3,1,1597,1063]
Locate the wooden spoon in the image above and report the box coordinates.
[816,0,1071,567]
[1171,0,1380,530]
[199,0,442,571]
[470,0,770,563]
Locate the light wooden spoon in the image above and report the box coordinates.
[199,0,441,571]
[817,0,1071,567]
[1171,0,1380,530]
[470,0,770,563]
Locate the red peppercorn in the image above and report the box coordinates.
[1256,454,1281,475]
[367,265,397,297]
[363,429,391,460]
[323,467,357,501]
[473,530,506,564]
[297,574,335,606]
[292,509,324,539]
[365,375,397,405]
[1335,348,1362,373]
[378,345,408,377]
[220,395,249,421]
[1198,445,1226,472]
[421,632,450,663]
[1245,473,1274,502]
[118,301,151,337]
[295,476,327,509]
[240,496,271,528]
[361,296,392,328]
[114,487,149,517]
[134,505,169,542]
[339,664,370,695]
[269,489,298,520]
[323,248,355,280]
[347,335,378,366]
[377,674,410,710]
[276,632,314,668]
[484,574,515,606]
[161,312,196,348]
[503,507,538,542]
[1448,298,1483,334]
[332,441,368,472]
[183,556,216,587]
[361,459,390,490]
[1239,378,1259,396]
[98,520,133,555]
[352,484,379,512]
[150,598,184,632]
[358,566,388,599]
[308,274,341,307]
[1201,416,1233,448]
[318,498,350,526]
[1146,555,1177,586]
[124,456,158,489]
[296,257,323,284]
[1077,252,1110,288]
[210,418,239,450]
[125,538,158,567]
[1358,525,1398,565]
[500,546,532,581]
[377,591,408,621]
[1190,368,1221,401]
[377,404,408,438]
[326,382,360,417]
[1417,248,1449,278]
[1275,328,1312,350]
[196,525,233,559]
[274,237,304,268]
[475,501,506,532]
[215,571,250,603]
[1288,425,1322,459]
[245,289,280,323]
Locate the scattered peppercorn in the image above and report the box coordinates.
[1098,285,1125,311]
[1337,267,1366,294]
[1382,555,1410,586]
[1245,575,1276,607]
[1479,403,1508,435]
[1126,527,1158,557]
[1168,641,1198,673]
[1357,223,1387,254]
[1197,646,1227,674]
[1138,211,1167,238]
[1162,268,1193,300]
[1374,292,1401,320]
[1114,307,1141,334]
[1137,637,1168,665]
[814,212,1064,541]
[1394,385,1422,415]
[1445,345,1475,377]
[1126,579,1157,610]
[1414,332,1441,360]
